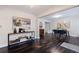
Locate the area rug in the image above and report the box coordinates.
[61,42,79,52]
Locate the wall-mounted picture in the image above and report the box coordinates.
[56,21,70,30]
[13,16,31,26]
[12,16,31,33]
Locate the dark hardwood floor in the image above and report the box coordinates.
[0,33,77,53]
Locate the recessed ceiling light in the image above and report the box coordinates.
[30,5,35,8]
[29,5,39,8]
[29,5,40,9]
[52,14,62,18]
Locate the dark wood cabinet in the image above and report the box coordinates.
[39,29,44,40]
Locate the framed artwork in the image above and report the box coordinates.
[13,16,31,26]
[56,21,70,30]
[12,16,31,33]
[39,22,43,29]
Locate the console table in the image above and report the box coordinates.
[8,31,35,53]
[53,29,69,42]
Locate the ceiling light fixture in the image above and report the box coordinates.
[29,5,36,8]
[52,14,62,18]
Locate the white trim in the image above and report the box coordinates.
[70,35,78,37]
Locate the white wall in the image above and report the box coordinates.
[0,7,37,48]
[51,15,79,37]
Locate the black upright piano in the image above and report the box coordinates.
[53,29,70,42]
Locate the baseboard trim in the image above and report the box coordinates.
[70,35,79,38]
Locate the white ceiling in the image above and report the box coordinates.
[0,5,76,17]
[42,6,79,21]
[0,5,54,16]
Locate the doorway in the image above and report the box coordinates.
[45,22,50,33]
